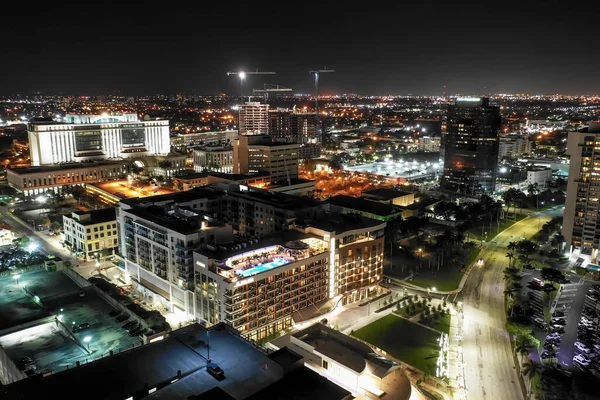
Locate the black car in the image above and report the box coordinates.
[72,323,90,333]
[541,350,554,359]
[551,318,566,326]
[129,327,144,336]
[543,342,558,351]
[206,363,224,379]
[550,326,565,334]
[108,309,121,317]
[123,321,137,330]
[553,311,565,318]
[115,314,128,322]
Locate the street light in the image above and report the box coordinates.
[84,336,92,351]
[13,274,20,286]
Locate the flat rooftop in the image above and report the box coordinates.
[71,207,116,225]
[362,187,413,199]
[7,161,126,175]
[121,185,223,207]
[328,194,403,217]
[1,324,288,400]
[300,212,385,233]
[124,206,224,235]
[90,180,175,200]
[225,186,321,210]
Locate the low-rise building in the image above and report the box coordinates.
[193,146,234,173]
[361,188,415,207]
[326,195,403,222]
[498,135,532,161]
[417,136,441,152]
[526,166,553,189]
[63,208,118,261]
[7,161,128,197]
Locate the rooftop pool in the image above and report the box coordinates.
[236,257,290,278]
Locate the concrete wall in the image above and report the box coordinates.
[0,343,26,384]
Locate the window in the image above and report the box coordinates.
[95,234,98,239]
[322,360,328,369]
[86,228,90,233]
[99,226,104,231]
[88,244,92,251]
[94,227,98,232]
[112,223,116,228]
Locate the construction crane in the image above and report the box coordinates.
[252,84,293,103]
[309,68,334,143]
[227,70,276,99]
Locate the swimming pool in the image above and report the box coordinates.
[236,257,289,278]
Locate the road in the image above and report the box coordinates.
[460,211,553,400]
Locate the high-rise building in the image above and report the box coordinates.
[233,134,299,185]
[269,109,317,144]
[563,123,600,260]
[28,113,170,166]
[237,102,269,135]
[441,97,500,194]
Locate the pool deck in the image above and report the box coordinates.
[235,258,290,278]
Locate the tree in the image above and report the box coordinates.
[40,217,51,228]
[50,221,62,233]
[516,240,537,255]
[521,358,542,400]
[506,252,516,268]
[540,267,564,284]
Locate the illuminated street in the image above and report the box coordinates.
[460,210,554,400]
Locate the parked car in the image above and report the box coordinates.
[550,326,565,334]
[551,318,566,326]
[72,323,90,333]
[206,363,224,379]
[541,350,553,359]
[575,341,591,354]
[108,309,121,317]
[123,321,137,330]
[129,327,144,336]
[115,314,128,322]
[553,311,565,318]
[533,317,546,329]
[546,333,561,341]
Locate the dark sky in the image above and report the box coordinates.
[2,1,600,96]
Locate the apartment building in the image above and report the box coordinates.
[417,136,441,152]
[63,208,118,261]
[563,123,600,260]
[238,102,270,135]
[117,188,232,316]
[498,135,532,161]
[7,161,128,197]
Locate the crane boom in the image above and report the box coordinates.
[309,67,335,143]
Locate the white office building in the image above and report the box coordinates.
[193,146,234,173]
[417,136,441,152]
[63,208,118,261]
[29,113,170,166]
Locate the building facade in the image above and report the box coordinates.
[63,208,118,261]
[563,124,600,260]
[117,189,232,317]
[441,97,500,194]
[7,161,128,197]
[526,167,553,190]
[238,102,270,135]
[193,146,234,173]
[498,135,532,161]
[417,136,441,153]
[28,113,170,166]
[269,109,317,144]
[233,135,299,185]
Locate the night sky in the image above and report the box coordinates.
[2,1,600,96]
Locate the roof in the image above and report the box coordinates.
[225,187,320,210]
[123,206,223,235]
[7,160,126,175]
[327,195,402,217]
[362,187,413,200]
[71,207,116,225]
[120,186,222,207]
[244,366,351,400]
[0,323,284,400]
[292,323,400,379]
[302,212,385,233]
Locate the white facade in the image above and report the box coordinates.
[526,167,552,189]
[498,136,532,160]
[29,113,170,166]
[418,136,441,152]
[193,147,234,173]
[238,102,269,135]
[63,209,118,261]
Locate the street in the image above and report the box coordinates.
[459,210,554,400]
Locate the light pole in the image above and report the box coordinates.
[84,336,91,352]
[206,330,211,363]
[13,274,20,287]
[418,248,423,270]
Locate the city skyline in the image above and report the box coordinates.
[2,1,600,96]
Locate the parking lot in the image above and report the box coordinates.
[0,270,80,330]
[0,283,147,375]
[519,268,600,371]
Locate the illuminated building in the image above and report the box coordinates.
[269,109,317,144]
[233,135,299,185]
[441,97,500,194]
[28,113,170,166]
[563,123,600,261]
[237,102,269,135]
[417,136,441,153]
[63,208,118,261]
[498,135,532,161]
[193,146,234,173]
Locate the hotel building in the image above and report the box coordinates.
[28,113,170,166]
[238,102,270,134]
[62,208,118,261]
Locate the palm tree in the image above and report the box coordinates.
[506,252,516,268]
[507,241,518,254]
[521,358,542,399]
[515,339,531,365]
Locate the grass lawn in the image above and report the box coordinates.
[410,248,479,292]
[397,301,428,318]
[352,314,442,374]
[466,214,526,242]
[429,313,452,335]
